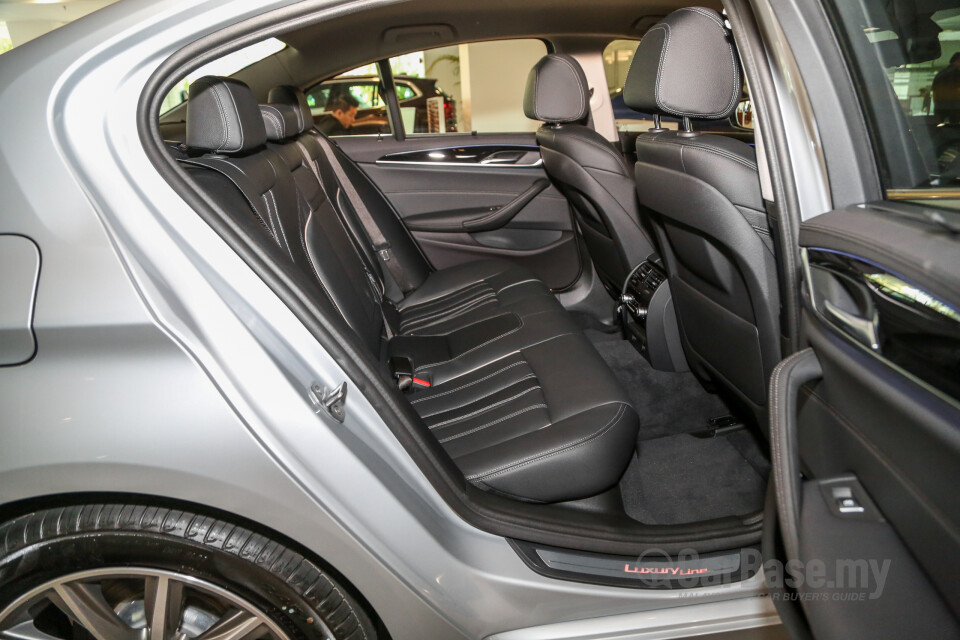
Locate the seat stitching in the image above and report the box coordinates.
[552,55,586,120]
[411,363,531,404]
[400,293,497,331]
[637,138,758,170]
[652,24,671,114]
[438,404,549,443]
[400,297,499,335]
[401,294,497,332]
[400,287,493,320]
[427,385,542,427]
[261,106,283,139]
[403,299,496,336]
[415,318,524,370]
[495,278,540,294]
[560,127,631,167]
[399,282,492,312]
[222,85,245,151]
[466,404,628,480]
[210,86,229,152]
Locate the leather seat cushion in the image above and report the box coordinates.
[408,333,639,502]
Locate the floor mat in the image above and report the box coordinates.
[584,329,730,440]
[620,432,768,525]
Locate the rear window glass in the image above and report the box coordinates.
[160,38,287,114]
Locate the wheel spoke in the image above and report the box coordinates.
[1,620,64,640]
[194,610,265,640]
[143,576,184,640]
[49,583,139,640]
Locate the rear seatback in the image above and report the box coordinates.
[179,76,640,503]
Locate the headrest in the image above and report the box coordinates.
[267,85,312,134]
[523,54,590,124]
[259,104,301,141]
[623,7,741,120]
[186,76,266,153]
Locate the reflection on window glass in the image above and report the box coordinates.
[826,2,960,196]
[386,39,546,134]
[0,22,12,55]
[304,66,392,136]
[865,273,960,321]
[160,38,287,114]
[304,40,546,136]
[603,39,639,95]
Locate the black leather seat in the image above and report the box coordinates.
[178,77,640,503]
[523,54,657,297]
[623,7,780,428]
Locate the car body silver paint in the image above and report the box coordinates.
[751,0,833,221]
[486,596,782,640]
[0,1,778,638]
[0,235,40,365]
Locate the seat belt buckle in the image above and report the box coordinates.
[390,356,414,391]
[390,357,430,392]
[376,242,392,262]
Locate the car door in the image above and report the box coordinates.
[764,0,960,637]
[770,206,960,639]
[329,41,584,292]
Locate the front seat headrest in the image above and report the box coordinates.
[267,85,313,134]
[623,7,741,120]
[523,54,590,124]
[186,76,267,153]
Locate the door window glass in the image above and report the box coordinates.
[304,65,392,136]
[386,39,548,134]
[825,2,960,202]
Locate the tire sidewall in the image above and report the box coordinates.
[0,531,353,640]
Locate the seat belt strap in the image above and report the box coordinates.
[313,134,416,293]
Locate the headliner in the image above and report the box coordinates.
[232,0,720,100]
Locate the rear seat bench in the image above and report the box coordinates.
[178,76,640,503]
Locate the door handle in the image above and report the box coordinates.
[480,150,526,164]
[822,299,880,350]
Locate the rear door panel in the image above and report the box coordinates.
[336,134,582,290]
[772,203,960,638]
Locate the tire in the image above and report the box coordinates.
[0,504,377,640]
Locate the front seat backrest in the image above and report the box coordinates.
[523,54,657,297]
[624,7,780,429]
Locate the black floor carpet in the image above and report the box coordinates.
[584,329,730,440]
[620,432,768,524]
[584,329,768,524]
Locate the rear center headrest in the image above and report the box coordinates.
[259,103,301,141]
[186,76,267,153]
[622,7,741,120]
[267,85,313,134]
[523,54,590,124]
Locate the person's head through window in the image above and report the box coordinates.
[933,52,960,124]
[326,94,359,129]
